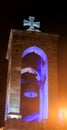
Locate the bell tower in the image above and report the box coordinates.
[5,16,59,129]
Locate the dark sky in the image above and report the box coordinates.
[0,1,67,127]
[0,1,66,60]
[0,1,67,57]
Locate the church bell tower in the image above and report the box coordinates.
[5,16,59,129]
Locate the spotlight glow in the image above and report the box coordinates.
[59,108,67,122]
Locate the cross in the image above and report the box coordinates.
[23,16,41,32]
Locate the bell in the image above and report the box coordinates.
[24,84,38,98]
[21,71,39,98]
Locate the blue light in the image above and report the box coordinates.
[21,46,48,122]
[20,78,24,84]
[22,112,39,122]
[22,46,47,63]
[24,91,38,98]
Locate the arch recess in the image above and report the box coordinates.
[21,45,48,122]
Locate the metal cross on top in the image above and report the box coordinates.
[23,16,41,32]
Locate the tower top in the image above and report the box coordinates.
[23,16,41,32]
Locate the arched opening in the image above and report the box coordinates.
[20,46,48,122]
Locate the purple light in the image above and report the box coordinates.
[24,91,38,98]
[21,46,48,122]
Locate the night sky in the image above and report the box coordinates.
[0,1,67,127]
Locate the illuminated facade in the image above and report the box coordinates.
[4,25,59,129]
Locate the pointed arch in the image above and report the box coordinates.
[22,46,48,63]
[21,45,48,122]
